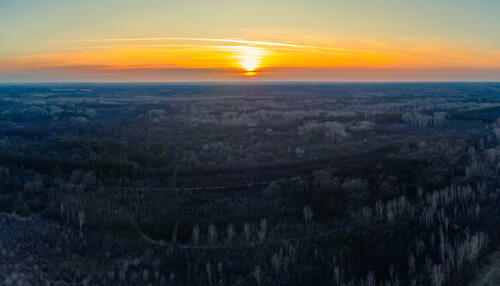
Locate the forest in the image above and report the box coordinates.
[1,82,500,285]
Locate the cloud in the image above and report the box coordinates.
[3,65,500,82]
[0,66,232,82]
[252,67,500,81]
[48,37,306,48]
[2,36,500,81]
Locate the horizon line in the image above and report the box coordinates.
[2,80,500,84]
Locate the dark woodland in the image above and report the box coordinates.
[1,82,500,285]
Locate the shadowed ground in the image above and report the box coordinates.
[471,250,500,286]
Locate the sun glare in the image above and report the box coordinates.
[225,46,264,74]
[239,51,261,72]
[241,58,258,71]
[240,53,260,71]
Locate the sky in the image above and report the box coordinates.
[1,0,499,82]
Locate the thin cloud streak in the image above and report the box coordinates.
[47,37,371,54]
[48,37,303,47]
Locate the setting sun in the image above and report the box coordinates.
[240,55,259,71]
[235,46,264,73]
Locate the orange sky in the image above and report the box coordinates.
[1,0,500,81]
[2,37,500,81]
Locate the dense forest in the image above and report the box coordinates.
[1,83,500,285]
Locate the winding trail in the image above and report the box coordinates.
[470,249,500,286]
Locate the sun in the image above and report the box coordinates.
[216,45,266,75]
[240,56,259,72]
[235,46,263,73]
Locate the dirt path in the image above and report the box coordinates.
[470,250,500,286]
